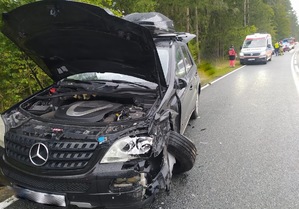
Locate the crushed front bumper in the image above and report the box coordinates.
[0,153,167,209]
[13,184,153,209]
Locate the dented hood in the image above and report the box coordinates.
[1,0,166,86]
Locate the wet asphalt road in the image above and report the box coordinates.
[4,49,299,209]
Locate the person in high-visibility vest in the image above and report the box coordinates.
[274,41,280,56]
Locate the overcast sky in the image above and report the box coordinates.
[291,0,299,20]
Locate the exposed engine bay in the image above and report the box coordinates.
[20,86,157,124]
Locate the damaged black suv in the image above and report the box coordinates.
[0,1,200,208]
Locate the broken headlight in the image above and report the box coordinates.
[101,136,153,163]
[1,111,29,148]
[0,116,5,148]
[2,110,29,132]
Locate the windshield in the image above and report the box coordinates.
[242,38,267,48]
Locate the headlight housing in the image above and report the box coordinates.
[101,136,153,163]
[0,110,29,149]
[239,52,244,56]
[260,51,266,56]
[0,116,5,148]
[2,110,29,131]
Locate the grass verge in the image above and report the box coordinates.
[199,59,241,86]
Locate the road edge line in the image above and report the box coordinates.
[201,65,246,90]
[291,50,299,95]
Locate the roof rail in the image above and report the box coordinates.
[155,32,196,43]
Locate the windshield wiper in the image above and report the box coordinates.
[62,79,93,85]
[110,79,152,89]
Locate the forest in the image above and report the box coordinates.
[0,0,298,112]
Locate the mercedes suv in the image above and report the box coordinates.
[0,1,200,208]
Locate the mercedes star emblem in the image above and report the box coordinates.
[29,143,49,166]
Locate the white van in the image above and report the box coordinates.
[239,33,273,64]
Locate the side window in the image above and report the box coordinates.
[175,48,186,78]
[181,46,194,72]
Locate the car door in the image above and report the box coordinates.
[175,44,198,134]
[181,45,198,121]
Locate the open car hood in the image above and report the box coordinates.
[1,0,166,86]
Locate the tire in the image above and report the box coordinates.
[190,91,199,119]
[168,131,197,174]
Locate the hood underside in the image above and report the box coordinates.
[1,0,166,86]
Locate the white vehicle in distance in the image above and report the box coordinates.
[239,33,274,65]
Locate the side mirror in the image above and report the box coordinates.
[240,46,242,50]
[176,78,188,89]
[267,44,271,48]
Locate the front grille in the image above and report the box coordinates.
[5,132,98,170]
[244,53,260,56]
[2,167,90,192]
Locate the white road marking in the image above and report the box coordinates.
[201,65,246,90]
[0,195,18,209]
[290,50,299,95]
